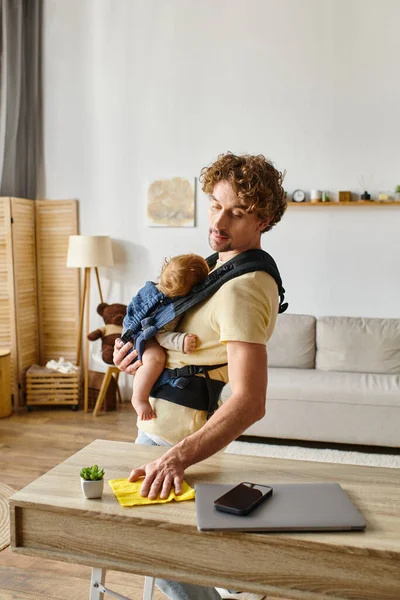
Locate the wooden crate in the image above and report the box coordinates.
[26,364,80,408]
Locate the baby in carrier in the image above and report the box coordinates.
[126,254,209,421]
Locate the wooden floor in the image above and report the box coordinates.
[0,403,169,600]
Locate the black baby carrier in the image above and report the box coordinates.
[121,249,288,418]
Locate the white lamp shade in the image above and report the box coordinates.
[66,235,114,268]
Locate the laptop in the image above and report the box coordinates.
[195,482,366,533]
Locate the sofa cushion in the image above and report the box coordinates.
[221,367,400,408]
[268,313,316,369]
[316,316,400,374]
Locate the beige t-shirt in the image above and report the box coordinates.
[138,262,279,444]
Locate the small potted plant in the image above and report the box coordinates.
[80,465,105,499]
[395,185,400,202]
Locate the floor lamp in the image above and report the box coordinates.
[66,235,114,412]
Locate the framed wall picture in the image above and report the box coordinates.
[147,177,195,228]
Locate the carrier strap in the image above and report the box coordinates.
[151,362,227,417]
[206,252,289,314]
[171,249,288,320]
[153,362,227,389]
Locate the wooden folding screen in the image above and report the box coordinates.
[0,198,39,404]
[35,200,80,365]
[0,199,16,397]
[0,197,79,408]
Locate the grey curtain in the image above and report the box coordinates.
[0,0,42,199]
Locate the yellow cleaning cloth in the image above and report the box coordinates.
[108,478,195,507]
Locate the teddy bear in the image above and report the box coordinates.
[87,302,127,365]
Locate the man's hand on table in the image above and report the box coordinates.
[128,452,185,499]
[113,338,142,375]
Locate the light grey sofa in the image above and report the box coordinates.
[222,314,400,448]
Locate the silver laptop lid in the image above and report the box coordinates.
[195,482,366,533]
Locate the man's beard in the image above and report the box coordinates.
[208,232,232,253]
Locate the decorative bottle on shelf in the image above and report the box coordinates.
[361,191,371,201]
[321,191,330,202]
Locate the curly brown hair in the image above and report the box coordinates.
[199,152,287,233]
[158,253,209,298]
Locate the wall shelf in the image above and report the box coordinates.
[287,201,400,207]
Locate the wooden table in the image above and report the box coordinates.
[9,439,400,600]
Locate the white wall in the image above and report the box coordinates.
[43,0,400,323]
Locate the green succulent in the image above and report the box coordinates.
[395,185,400,193]
[80,464,105,481]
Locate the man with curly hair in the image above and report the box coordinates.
[113,152,287,600]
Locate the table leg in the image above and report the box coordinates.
[90,566,144,600]
[143,577,155,600]
[90,567,106,599]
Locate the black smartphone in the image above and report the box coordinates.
[213,482,273,516]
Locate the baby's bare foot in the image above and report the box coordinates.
[183,333,198,354]
[132,398,156,421]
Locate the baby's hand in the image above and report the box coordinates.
[183,333,198,354]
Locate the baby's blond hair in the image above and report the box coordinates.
[158,253,209,298]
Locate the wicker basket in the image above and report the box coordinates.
[26,364,81,408]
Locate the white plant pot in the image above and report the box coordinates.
[81,477,104,499]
